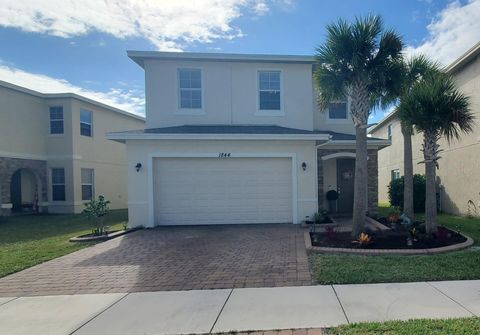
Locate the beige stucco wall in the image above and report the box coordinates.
[0,83,145,213]
[70,99,145,213]
[124,139,318,227]
[371,55,480,215]
[0,86,48,158]
[144,59,315,130]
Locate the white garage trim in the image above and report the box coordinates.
[146,152,298,227]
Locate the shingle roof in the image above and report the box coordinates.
[114,125,387,142]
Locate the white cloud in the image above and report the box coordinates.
[406,0,480,66]
[254,1,270,15]
[0,62,145,116]
[0,0,288,51]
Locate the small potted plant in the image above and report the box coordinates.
[387,206,401,225]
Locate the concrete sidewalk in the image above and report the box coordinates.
[0,280,479,335]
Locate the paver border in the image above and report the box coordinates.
[304,230,474,255]
[69,228,139,242]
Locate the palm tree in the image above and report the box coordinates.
[398,72,474,236]
[396,55,441,220]
[315,15,403,236]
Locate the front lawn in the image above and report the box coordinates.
[327,317,480,335]
[310,206,480,285]
[0,210,127,278]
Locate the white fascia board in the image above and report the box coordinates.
[127,50,315,68]
[106,132,331,142]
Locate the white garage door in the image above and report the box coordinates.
[153,157,293,225]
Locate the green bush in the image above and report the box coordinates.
[388,174,426,213]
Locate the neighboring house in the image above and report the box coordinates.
[108,51,389,227]
[0,80,145,214]
[369,42,480,215]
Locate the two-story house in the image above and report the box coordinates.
[0,80,145,215]
[108,51,389,227]
[369,42,480,215]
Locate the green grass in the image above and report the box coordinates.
[310,205,480,285]
[326,317,480,335]
[0,210,127,278]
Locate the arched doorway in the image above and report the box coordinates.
[10,169,39,213]
[321,152,357,214]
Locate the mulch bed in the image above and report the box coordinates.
[310,225,466,250]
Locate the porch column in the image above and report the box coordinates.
[367,149,379,217]
[317,155,325,211]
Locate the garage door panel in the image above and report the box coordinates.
[153,157,292,225]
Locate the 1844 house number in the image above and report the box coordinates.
[218,152,231,157]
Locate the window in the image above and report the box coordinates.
[259,70,281,110]
[391,169,400,181]
[49,106,64,134]
[80,109,93,137]
[81,169,94,201]
[387,124,393,141]
[51,168,65,201]
[328,102,347,119]
[178,69,202,109]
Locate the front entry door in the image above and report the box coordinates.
[336,158,355,213]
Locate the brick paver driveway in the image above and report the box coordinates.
[0,224,311,297]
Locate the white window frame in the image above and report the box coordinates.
[391,169,400,181]
[387,124,393,141]
[81,168,95,201]
[176,68,205,115]
[326,99,351,124]
[80,109,93,137]
[51,168,66,202]
[49,106,64,136]
[256,69,284,117]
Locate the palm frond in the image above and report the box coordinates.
[397,71,474,142]
[314,15,404,120]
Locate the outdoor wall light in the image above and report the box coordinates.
[135,163,142,172]
[301,162,307,171]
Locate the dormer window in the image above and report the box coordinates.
[178,68,202,109]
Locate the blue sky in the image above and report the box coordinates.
[0,0,479,123]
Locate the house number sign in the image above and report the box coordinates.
[218,152,231,157]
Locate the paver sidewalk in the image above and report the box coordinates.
[0,280,479,335]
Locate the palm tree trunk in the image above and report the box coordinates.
[423,132,438,236]
[401,125,414,219]
[352,125,367,237]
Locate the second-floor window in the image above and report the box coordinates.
[80,109,93,137]
[49,106,64,134]
[258,70,281,110]
[51,168,65,201]
[328,102,348,119]
[388,124,393,140]
[178,68,202,109]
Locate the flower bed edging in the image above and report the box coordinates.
[304,230,474,255]
[69,228,139,242]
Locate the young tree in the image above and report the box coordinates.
[398,72,473,236]
[397,55,441,220]
[315,15,403,236]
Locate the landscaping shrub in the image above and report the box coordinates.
[388,174,426,213]
[83,195,111,235]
